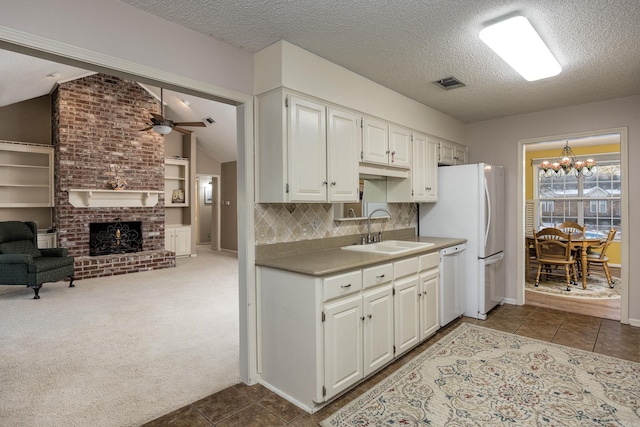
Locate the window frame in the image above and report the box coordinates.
[533,152,620,239]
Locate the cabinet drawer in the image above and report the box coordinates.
[323,270,362,302]
[419,252,439,271]
[393,257,419,279]
[362,263,393,289]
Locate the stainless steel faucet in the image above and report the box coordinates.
[366,208,391,243]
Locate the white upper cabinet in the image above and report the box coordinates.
[327,107,361,202]
[388,125,412,168]
[288,95,327,202]
[425,137,439,202]
[361,117,389,166]
[256,90,359,203]
[361,118,411,169]
[438,139,468,165]
[386,132,438,203]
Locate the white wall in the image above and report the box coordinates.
[467,95,639,324]
[255,41,466,144]
[0,0,254,96]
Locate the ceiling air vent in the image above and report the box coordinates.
[203,116,216,126]
[433,76,466,90]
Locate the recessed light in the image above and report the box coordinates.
[479,16,562,81]
[182,99,190,106]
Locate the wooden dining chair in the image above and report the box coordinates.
[586,228,617,288]
[558,221,585,272]
[533,227,578,291]
[558,221,585,237]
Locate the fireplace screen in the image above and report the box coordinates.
[89,221,142,256]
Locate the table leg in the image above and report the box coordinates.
[581,245,588,289]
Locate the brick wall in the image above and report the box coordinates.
[52,74,174,278]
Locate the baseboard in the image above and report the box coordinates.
[502,298,517,305]
[628,318,640,327]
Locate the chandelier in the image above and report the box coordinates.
[540,142,596,177]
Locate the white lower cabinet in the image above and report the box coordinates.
[393,257,421,356]
[419,253,440,340]
[257,253,438,412]
[37,232,57,248]
[323,264,393,400]
[323,293,363,398]
[165,225,191,256]
[363,284,394,376]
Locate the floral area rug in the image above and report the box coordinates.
[320,323,640,426]
[526,269,621,299]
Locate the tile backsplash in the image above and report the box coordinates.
[254,203,417,245]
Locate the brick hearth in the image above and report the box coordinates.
[52,73,175,278]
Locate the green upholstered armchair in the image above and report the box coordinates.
[0,221,75,299]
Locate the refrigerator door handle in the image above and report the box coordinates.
[484,177,491,248]
[484,252,504,266]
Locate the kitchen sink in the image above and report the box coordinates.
[341,240,435,255]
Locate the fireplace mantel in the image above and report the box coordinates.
[68,189,162,208]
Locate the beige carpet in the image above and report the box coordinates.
[0,246,239,427]
[321,323,640,426]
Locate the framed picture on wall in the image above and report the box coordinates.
[204,186,212,204]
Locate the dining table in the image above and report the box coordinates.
[527,233,603,289]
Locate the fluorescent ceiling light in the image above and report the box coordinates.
[479,16,562,81]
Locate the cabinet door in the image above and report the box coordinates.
[419,273,440,340]
[361,117,389,166]
[454,144,467,165]
[425,138,439,202]
[394,275,420,356]
[363,285,394,376]
[165,229,175,252]
[438,140,455,165]
[288,96,327,202]
[411,133,428,202]
[324,294,363,400]
[37,233,56,249]
[327,108,360,202]
[388,125,411,169]
[174,227,191,256]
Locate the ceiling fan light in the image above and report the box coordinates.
[479,16,562,81]
[153,124,172,135]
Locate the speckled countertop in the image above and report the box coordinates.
[256,232,466,276]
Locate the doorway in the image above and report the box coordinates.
[196,175,221,250]
[0,24,256,400]
[518,128,628,323]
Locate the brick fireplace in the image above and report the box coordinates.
[52,73,175,279]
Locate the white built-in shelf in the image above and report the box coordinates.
[0,141,54,207]
[68,189,162,208]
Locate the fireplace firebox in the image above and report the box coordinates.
[89,221,142,256]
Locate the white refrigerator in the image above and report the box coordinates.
[419,163,505,320]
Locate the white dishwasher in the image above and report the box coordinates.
[439,244,466,326]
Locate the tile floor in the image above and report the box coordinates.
[142,304,639,426]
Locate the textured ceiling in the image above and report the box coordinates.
[121,0,640,123]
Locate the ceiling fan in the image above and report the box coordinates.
[140,87,205,135]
